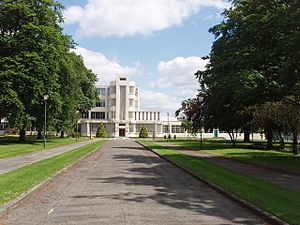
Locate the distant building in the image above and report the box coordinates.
[78,75,184,138]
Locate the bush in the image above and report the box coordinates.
[164,135,167,139]
[174,135,176,139]
[168,134,171,139]
[96,123,107,138]
[139,126,148,138]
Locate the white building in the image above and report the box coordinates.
[79,75,185,138]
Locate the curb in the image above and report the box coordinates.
[137,141,289,225]
[0,140,109,217]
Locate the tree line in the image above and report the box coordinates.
[0,0,99,142]
[177,0,300,154]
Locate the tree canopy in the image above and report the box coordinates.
[178,0,300,153]
[0,0,98,142]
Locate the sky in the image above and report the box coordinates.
[60,0,231,116]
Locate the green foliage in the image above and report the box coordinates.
[139,126,148,138]
[96,123,107,138]
[0,1,98,141]
[180,0,300,149]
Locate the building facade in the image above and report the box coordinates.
[79,75,184,138]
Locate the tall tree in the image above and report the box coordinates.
[0,0,75,142]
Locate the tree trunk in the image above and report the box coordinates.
[19,126,26,143]
[292,130,298,155]
[278,131,285,150]
[227,130,236,147]
[37,130,43,139]
[60,131,65,138]
[243,129,250,143]
[265,127,273,149]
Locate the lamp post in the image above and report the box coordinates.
[43,95,49,148]
[167,112,170,142]
[89,120,92,140]
[75,110,79,142]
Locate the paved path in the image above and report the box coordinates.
[0,139,264,225]
[155,142,300,193]
[0,139,99,174]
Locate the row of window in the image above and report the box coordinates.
[96,86,138,96]
[81,112,106,119]
[134,111,160,121]
[82,111,160,121]
[163,125,186,133]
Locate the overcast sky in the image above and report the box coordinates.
[61,0,230,115]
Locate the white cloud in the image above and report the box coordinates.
[140,90,180,113]
[71,47,142,84]
[64,0,230,37]
[152,56,208,98]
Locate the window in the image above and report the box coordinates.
[158,112,160,121]
[107,88,110,95]
[129,99,134,107]
[129,86,135,95]
[163,125,169,133]
[172,125,185,133]
[111,111,116,119]
[120,77,127,81]
[111,86,116,94]
[142,112,145,120]
[129,112,134,119]
[146,112,148,120]
[96,100,106,108]
[97,88,106,95]
[91,112,105,119]
[81,112,89,119]
[154,112,156,121]
[111,99,116,106]
[150,112,152,121]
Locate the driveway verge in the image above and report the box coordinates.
[137,140,288,225]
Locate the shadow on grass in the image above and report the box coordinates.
[0,136,74,146]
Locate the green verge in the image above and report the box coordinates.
[163,139,300,173]
[0,136,88,160]
[0,140,106,206]
[139,141,300,225]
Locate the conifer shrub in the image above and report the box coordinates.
[139,126,148,138]
[96,122,107,138]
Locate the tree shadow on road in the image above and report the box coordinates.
[80,147,263,225]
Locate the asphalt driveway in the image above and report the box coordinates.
[0,139,264,225]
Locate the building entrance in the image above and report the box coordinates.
[119,128,126,137]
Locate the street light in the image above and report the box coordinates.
[90,120,92,140]
[167,112,170,142]
[43,95,49,148]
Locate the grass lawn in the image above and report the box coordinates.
[160,139,300,173]
[0,136,88,160]
[140,141,300,225]
[0,140,106,206]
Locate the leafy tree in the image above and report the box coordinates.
[0,0,73,142]
[0,1,99,142]
[96,122,107,138]
[53,52,98,138]
[192,0,300,148]
[139,126,148,138]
